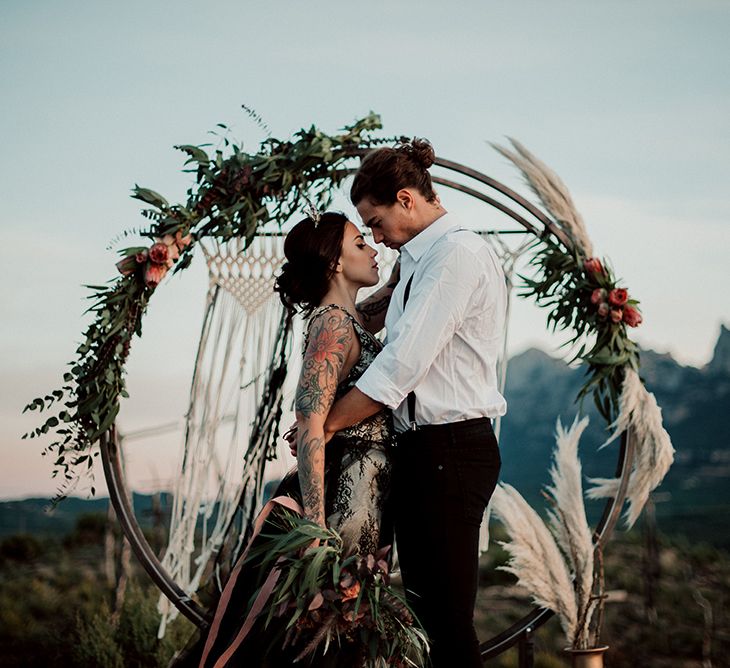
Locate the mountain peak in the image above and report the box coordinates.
[707,323,730,375]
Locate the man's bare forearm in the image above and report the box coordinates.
[323,387,383,438]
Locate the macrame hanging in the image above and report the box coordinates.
[157,234,295,636]
[153,226,531,635]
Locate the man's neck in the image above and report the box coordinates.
[409,206,448,239]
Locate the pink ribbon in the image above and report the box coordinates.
[199,495,303,668]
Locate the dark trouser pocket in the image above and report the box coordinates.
[455,446,501,526]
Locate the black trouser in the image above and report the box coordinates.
[392,417,501,668]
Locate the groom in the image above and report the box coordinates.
[324,139,507,667]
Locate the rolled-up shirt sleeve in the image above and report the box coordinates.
[356,242,482,409]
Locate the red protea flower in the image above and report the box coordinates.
[591,288,607,304]
[148,242,169,265]
[145,262,168,288]
[623,305,643,327]
[584,257,603,275]
[608,288,628,307]
[610,308,623,324]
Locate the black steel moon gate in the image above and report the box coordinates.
[100,153,635,660]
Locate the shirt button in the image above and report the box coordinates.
[437,464,444,471]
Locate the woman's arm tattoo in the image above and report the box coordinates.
[296,310,354,418]
[297,427,325,525]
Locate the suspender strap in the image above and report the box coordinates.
[403,273,417,431]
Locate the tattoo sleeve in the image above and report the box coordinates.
[295,310,354,419]
[295,309,355,525]
[297,427,325,525]
[356,258,400,334]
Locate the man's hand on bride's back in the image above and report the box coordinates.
[284,421,298,456]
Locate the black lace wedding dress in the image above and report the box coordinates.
[194,304,395,668]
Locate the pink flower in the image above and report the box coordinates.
[135,249,148,263]
[608,288,628,307]
[340,581,361,602]
[144,262,168,288]
[597,302,609,318]
[174,230,193,249]
[610,308,623,324]
[591,288,607,304]
[148,242,169,265]
[584,257,603,275]
[623,305,643,327]
[116,255,137,276]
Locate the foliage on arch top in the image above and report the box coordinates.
[24,111,643,501]
[23,112,393,500]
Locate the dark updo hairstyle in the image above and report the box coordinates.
[274,211,349,316]
[350,137,437,206]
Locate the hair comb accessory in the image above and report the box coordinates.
[302,194,322,228]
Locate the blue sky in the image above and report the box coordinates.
[1,0,728,498]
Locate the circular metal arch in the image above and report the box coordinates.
[100,154,635,655]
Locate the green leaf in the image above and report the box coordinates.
[175,144,210,164]
[132,186,169,209]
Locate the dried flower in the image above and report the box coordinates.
[597,303,609,318]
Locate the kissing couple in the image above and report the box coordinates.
[197,138,507,668]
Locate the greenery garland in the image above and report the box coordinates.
[24,109,643,501]
[23,112,393,500]
[520,237,642,421]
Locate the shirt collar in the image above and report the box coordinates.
[401,212,459,264]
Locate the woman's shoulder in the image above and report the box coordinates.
[308,303,357,323]
[303,304,360,354]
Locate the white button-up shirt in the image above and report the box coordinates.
[356,212,508,433]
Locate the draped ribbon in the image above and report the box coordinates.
[199,495,304,668]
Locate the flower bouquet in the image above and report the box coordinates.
[245,512,429,667]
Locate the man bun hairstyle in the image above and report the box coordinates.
[274,211,348,316]
[350,137,437,207]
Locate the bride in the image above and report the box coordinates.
[194,211,422,667]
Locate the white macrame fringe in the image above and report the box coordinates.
[156,237,290,637]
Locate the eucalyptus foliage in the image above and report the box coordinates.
[520,237,640,421]
[23,112,391,501]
